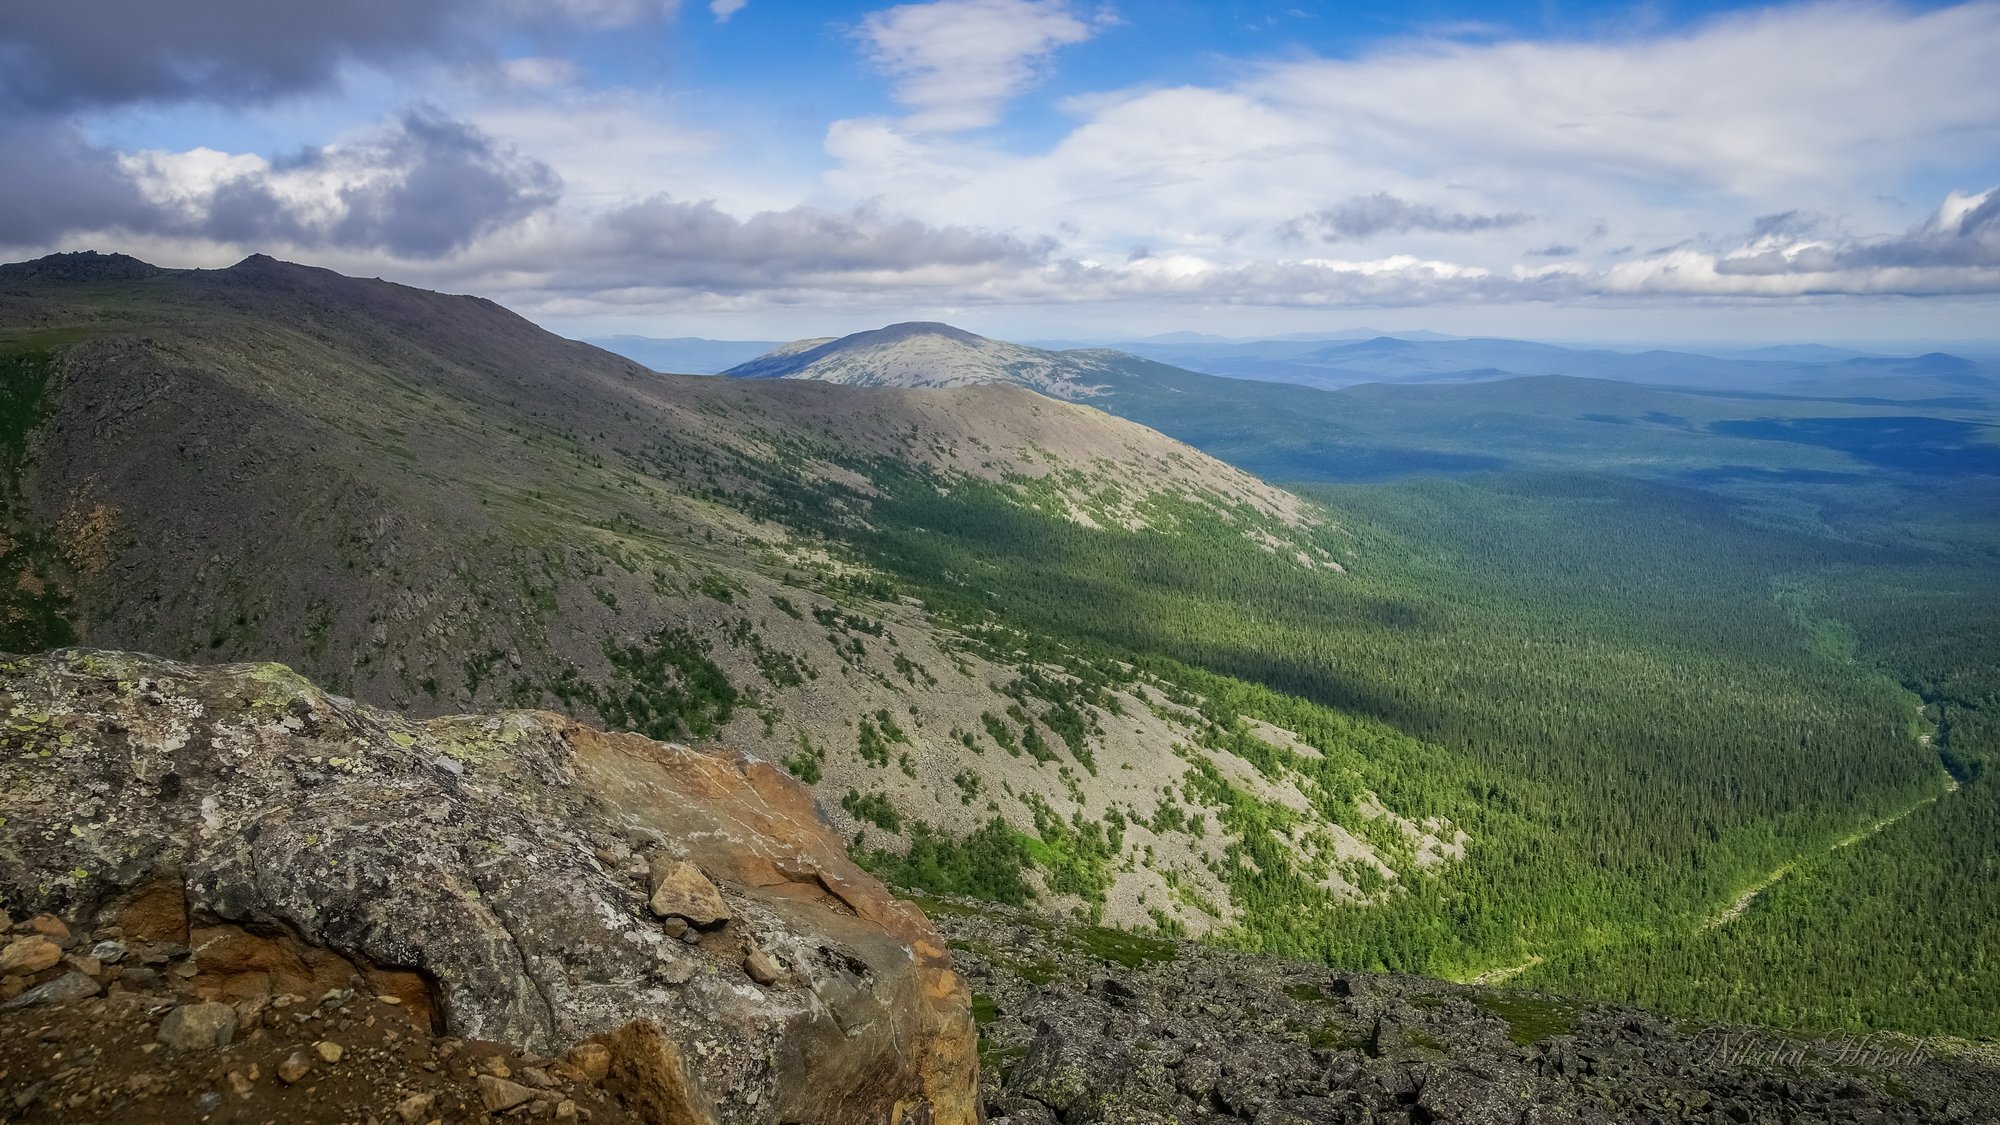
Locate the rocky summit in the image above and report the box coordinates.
[0,648,977,1123]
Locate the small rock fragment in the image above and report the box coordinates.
[744,948,783,986]
[554,1099,579,1121]
[478,1075,536,1113]
[563,1042,611,1083]
[91,940,127,964]
[276,1051,312,1084]
[226,1070,255,1098]
[316,1038,345,1063]
[647,858,730,926]
[27,915,70,941]
[0,936,61,975]
[157,1001,238,1049]
[396,1091,436,1123]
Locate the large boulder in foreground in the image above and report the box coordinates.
[0,649,978,1124]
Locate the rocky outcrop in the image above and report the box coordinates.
[938,900,2000,1125]
[0,649,978,1124]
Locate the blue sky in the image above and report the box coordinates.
[5,0,1999,343]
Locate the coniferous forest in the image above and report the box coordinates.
[800,378,2000,1040]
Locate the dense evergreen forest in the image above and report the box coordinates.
[793,376,2000,1040]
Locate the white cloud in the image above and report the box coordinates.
[710,0,747,21]
[857,0,1098,131]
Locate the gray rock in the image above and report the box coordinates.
[0,649,979,1125]
[157,1001,239,1049]
[2,971,102,1009]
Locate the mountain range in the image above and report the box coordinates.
[723,321,2000,401]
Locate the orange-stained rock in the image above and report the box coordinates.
[0,649,979,1124]
[645,859,730,927]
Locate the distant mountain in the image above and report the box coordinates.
[724,321,1138,397]
[585,333,780,374]
[1121,333,2000,398]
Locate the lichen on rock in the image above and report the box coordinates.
[0,648,978,1124]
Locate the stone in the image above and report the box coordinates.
[554,1099,579,1121]
[226,1070,256,1098]
[3,971,102,1009]
[0,936,61,975]
[316,1038,345,1063]
[478,1075,536,1113]
[0,651,980,1125]
[158,1001,239,1049]
[276,1051,312,1084]
[396,1092,436,1123]
[744,947,783,986]
[563,1042,612,1083]
[27,915,69,941]
[647,859,730,927]
[603,1021,714,1125]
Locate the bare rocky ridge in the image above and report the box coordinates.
[0,648,978,1123]
[724,322,1128,399]
[0,253,1397,934]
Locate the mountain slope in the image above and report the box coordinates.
[0,252,1421,937]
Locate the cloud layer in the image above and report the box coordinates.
[5,0,2000,333]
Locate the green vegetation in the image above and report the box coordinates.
[0,346,74,652]
[565,626,737,741]
[858,817,1038,906]
[762,372,2000,1038]
[842,788,903,833]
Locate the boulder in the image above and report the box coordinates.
[0,649,978,1125]
[648,859,731,927]
[157,1001,238,1050]
[0,936,61,975]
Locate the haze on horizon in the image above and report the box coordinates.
[4,0,1999,346]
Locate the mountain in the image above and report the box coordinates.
[585,333,781,375]
[724,320,1137,398]
[0,252,1409,939]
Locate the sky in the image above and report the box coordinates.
[4,0,1999,345]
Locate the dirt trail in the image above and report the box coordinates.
[1468,954,1543,986]
[1708,704,1957,930]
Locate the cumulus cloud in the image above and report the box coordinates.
[0,0,678,112]
[4,110,561,258]
[1280,193,1529,243]
[857,0,1098,131]
[711,0,748,21]
[1706,186,2000,288]
[535,196,1054,293]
